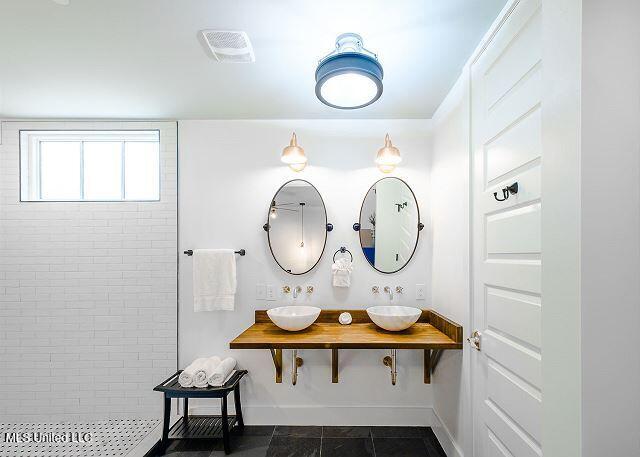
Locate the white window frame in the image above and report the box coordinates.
[19,130,161,202]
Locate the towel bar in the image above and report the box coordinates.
[184,249,245,256]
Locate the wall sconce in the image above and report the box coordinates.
[375,133,402,173]
[281,132,307,172]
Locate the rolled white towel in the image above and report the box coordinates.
[193,356,222,388]
[208,357,237,386]
[178,357,208,387]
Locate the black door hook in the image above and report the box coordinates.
[494,182,518,202]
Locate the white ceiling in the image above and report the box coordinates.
[0,0,506,119]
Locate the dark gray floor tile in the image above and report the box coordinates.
[370,426,430,438]
[210,434,271,456]
[163,439,217,453]
[273,425,322,437]
[266,436,320,457]
[322,426,371,438]
[373,437,430,457]
[232,425,276,436]
[161,450,210,457]
[424,428,447,457]
[321,437,374,457]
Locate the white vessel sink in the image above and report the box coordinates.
[367,306,422,331]
[267,306,321,331]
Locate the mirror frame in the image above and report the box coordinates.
[356,177,423,274]
[263,179,330,275]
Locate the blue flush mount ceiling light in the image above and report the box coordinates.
[315,33,383,110]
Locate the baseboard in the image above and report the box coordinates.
[431,408,463,457]
[189,404,435,427]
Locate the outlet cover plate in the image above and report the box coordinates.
[266,284,276,301]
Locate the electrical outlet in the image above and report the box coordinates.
[256,284,266,300]
[415,284,426,300]
[266,284,276,301]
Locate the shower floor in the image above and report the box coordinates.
[0,419,159,457]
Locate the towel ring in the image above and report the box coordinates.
[333,247,353,263]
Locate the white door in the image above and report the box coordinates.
[470,0,543,456]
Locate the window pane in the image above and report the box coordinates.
[40,142,81,200]
[84,142,122,200]
[124,142,159,200]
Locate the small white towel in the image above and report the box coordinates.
[193,356,222,388]
[193,249,236,311]
[208,357,237,386]
[178,357,208,387]
[332,258,353,288]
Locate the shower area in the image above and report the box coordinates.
[0,121,178,456]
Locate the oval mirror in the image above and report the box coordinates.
[265,180,328,275]
[358,177,422,273]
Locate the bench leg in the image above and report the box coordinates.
[222,394,231,454]
[160,395,171,454]
[183,398,189,421]
[234,384,244,431]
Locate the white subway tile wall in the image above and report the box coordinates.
[0,121,177,421]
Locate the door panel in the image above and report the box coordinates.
[486,203,541,254]
[487,362,542,442]
[488,431,514,457]
[472,0,543,456]
[486,108,541,183]
[487,287,541,348]
[483,330,541,389]
[483,262,540,294]
[482,0,542,107]
[485,402,541,457]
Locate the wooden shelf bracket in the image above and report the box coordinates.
[269,349,282,383]
[423,349,445,384]
[332,349,339,383]
[430,349,443,374]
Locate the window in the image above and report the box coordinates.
[20,130,160,201]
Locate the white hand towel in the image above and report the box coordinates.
[178,357,208,387]
[193,356,222,388]
[332,258,353,288]
[193,249,236,311]
[208,357,237,386]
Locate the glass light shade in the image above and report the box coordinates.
[319,72,379,109]
[375,134,402,173]
[281,132,307,172]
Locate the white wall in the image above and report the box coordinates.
[429,73,471,457]
[580,0,640,454]
[178,119,435,425]
[0,120,177,421]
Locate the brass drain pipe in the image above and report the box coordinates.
[292,350,303,385]
[383,349,397,385]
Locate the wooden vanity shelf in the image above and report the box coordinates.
[229,309,462,385]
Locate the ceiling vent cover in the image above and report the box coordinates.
[201,30,255,63]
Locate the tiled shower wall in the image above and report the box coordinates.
[0,121,177,420]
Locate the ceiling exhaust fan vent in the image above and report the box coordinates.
[201,30,255,63]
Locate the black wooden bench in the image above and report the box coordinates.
[153,369,248,454]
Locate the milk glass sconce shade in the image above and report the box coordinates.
[281,132,307,172]
[315,33,383,110]
[375,134,402,173]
